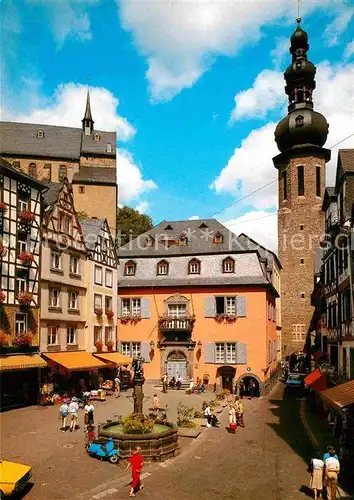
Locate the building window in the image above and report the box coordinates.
[105,269,113,288]
[188,259,201,274]
[106,143,112,153]
[105,326,113,343]
[18,192,29,212]
[94,294,102,309]
[316,166,321,197]
[298,165,304,196]
[222,257,235,274]
[300,258,304,265]
[168,303,187,318]
[215,343,225,363]
[215,296,236,315]
[292,324,305,342]
[67,327,76,345]
[124,261,136,276]
[70,255,79,274]
[37,129,44,139]
[15,313,27,335]
[157,260,169,276]
[301,293,305,299]
[15,270,28,294]
[121,342,141,357]
[300,224,304,231]
[105,296,113,311]
[79,186,85,194]
[94,133,101,141]
[28,163,37,179]
[51,251,61,270]
[226,343,236,363]
[121,298,141,316]
[59,165,67,182]
[17,232,27,253]
[47,326,58,345]
[94,326,102,344]
[214,232,223,244]
[65,215,71,234]
[68,291,78,310]
[49,288,60,308]
[94,265,103,284]
[282,170,287,201]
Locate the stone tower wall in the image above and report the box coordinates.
[278,154,326,355]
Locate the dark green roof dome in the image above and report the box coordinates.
[290,26,308,51]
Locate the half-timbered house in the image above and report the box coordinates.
[0,157,47,409]
[80,218,119,359]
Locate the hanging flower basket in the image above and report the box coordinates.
[12,331,34,347]
[105,309,114,320]
[18,210,35,224]
[95,341,103,352]
[0,290,5,304]
[94,308,103,317]
[0,202,7,215]
[0,329,10,347]
[19,251,34,265]
[17,291,33,306]
[105,340,115,351]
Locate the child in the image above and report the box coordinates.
[87,425,95,444]
[153,394,160,410]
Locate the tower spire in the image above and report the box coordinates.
[82,89,94,135]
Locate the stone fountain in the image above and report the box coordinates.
[98,355,178,460]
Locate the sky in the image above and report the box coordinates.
[1,0,354,252]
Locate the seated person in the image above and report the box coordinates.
[169,376,176,388]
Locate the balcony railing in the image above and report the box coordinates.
[158,316,195,332]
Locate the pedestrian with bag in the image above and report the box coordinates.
[59,400,69,433]
[324,449,340,500]
[309,454,324,500]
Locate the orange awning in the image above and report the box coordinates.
[43,351,108,371]
[320,380,354,410]
[94,352,131,366]
[0,354,47,372]
[304,368,327,392]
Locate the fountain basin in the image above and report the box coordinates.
[98,420,179,461]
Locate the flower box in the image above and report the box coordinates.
[17,292,33,306]
[0,202,7,215]
[95,341,103,352]
[19,251,34,265]
[105,309,114,320]
[0,290,5,304]
[94,308,103,317]
[12,331,34,347]
[120,314,142,324]
[105,340,115,351]
[18,210,35,223]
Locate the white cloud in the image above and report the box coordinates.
[270,37,289,70]
[135,201,150,214]
[222,211,277,252]
[230,70,284,122]
[344,40,354,58]
[189,215,200,220]
[118,0,331,102]
[323,7,354,47]
[117,149,157,205]
[1,83,136,141]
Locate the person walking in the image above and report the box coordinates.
[114,374,121,398]
[153,394,159,410]
[228,405,236,427]
[309,455,324,500]
[125,446,144,497]
[189,377,194,392]
[235,396,245,427]
[59,400,69,432]
[69,397,79,432]
[204,404,213,428]
[84,401,94,431]
[161,373,168,393]
[324,449,340,500]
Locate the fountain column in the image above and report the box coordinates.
[133,373,144,419]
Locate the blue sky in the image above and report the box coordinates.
[1,0,354,250]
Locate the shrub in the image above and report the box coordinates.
[121,414,154,434]
[177,401,195,427]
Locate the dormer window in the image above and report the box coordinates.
[28,163,37,179]
[157,260,169,276]
[164,224,173,230]
[189,259,201,275]
[214,231,224,244]
[144,236,153,248]
[199,223,208,229]
[106,143,112,153]
[37,129,44,139]
[94,133,101,141]
[179,234,188,246]
[223,257,235,274]
[125,260,136,276]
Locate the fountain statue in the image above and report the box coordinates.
[131,355,145,418]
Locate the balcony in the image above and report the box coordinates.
[158,316,195,332]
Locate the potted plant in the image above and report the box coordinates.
[0,290,5,304]
[105,309,114,320]
[95,340,103,352]
[0,329,9,347]
[0,202,7,215]
[12,331,34,347]
[105,340,114,351]
[94,308,103,317]
[17,291,33,306]
[18,209,35,223]
[18,251,34,266]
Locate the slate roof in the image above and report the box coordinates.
[237,233,281,269]
[339,149,354,173]
[0,157,46,190]
[42,182,63,208]
[118,219,258,258]
[80,218,105,250]
[0,121,116,159]
[72,167,116,185]
[119,275,272,289]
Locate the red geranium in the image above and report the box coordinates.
[12,331,33,347]
[18,210,35,223]
[0,202,7,214]
[19,251,34,265]
[17,291,33,306]
[105,309,114,320]
[95,341,103,352]
[94,308,103,316]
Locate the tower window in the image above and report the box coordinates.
[298,165,304,196]
[28,163,37,179]
[59,165,67,182]
[300,224,304,231]
[282,170,287,201]
[94,133,101,141]
[316,166,321,197]
[301,293,305,299]
[37,129,44,139]
[300,258,304,265]
[106,143,112,153]
[79,186,85,194]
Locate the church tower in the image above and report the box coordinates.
[82,90,94,136]
[273,18,331,355]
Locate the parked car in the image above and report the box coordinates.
[285,373,306,389]
[0,460,32,497]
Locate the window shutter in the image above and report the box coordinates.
[204,296,216,317]
[204,342,215,363]
[140,341,151,362]
[236,343,247,364]
[117,341,122,353]
[141,298,151,319]
[236,296,247,317]
[117,297,122,318]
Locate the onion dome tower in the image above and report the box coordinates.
[273,19,331,355]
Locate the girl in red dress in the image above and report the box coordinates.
[125,447,144,497]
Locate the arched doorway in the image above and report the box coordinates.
[217,366,236,392]
[237,374,261,398]
[166,350,187,383]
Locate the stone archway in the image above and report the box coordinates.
[235,373,263,397]
[160,346,193,383]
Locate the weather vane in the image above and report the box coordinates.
[297,0,302,23]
